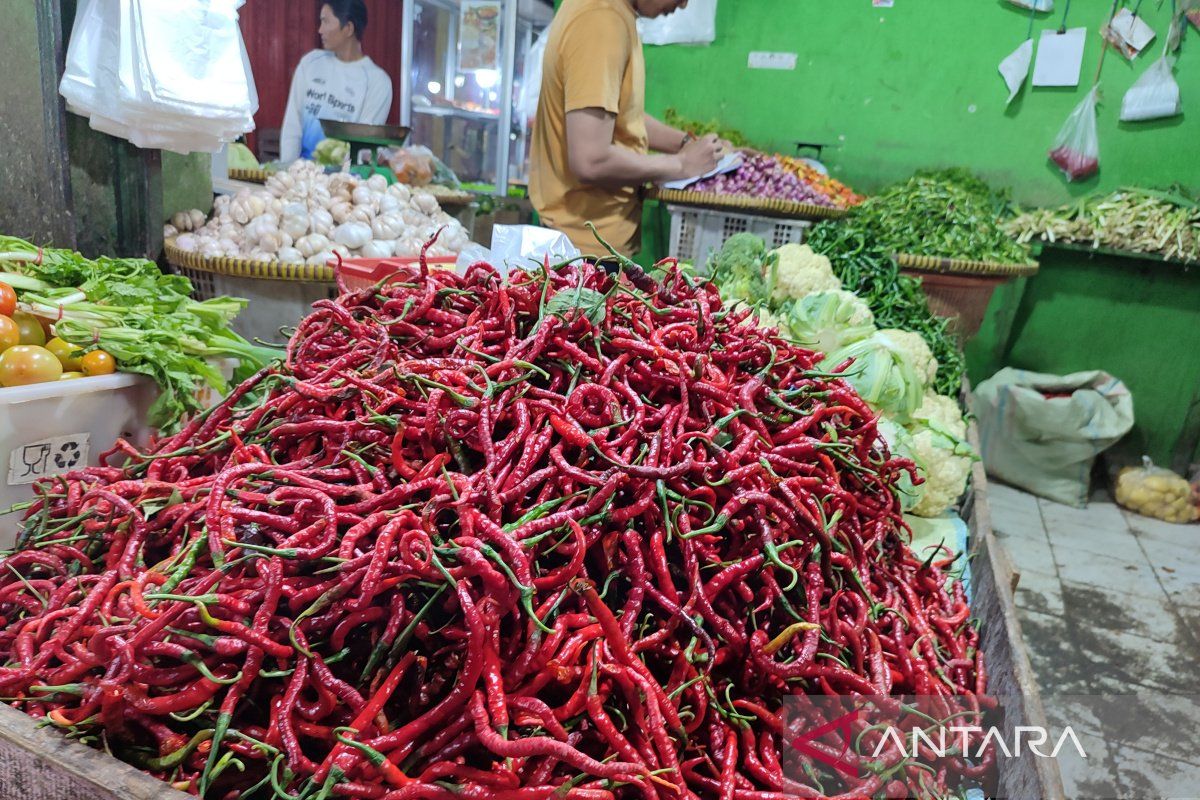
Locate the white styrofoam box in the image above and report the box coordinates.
[0,374,158,547]
[667,205,811,270]
[174,266,335,345]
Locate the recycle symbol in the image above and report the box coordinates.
[54,442,82,470]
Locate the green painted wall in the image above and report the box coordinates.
[641,0,1197,206]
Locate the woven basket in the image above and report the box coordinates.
[164,238,336,343]
[647,188,848,221]
[895,253,1039,340]
[227,168,271,184]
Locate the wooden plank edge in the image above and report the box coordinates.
[966,415,1067,800]
[0,701,191,800]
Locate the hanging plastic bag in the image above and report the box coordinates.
[1005,0,1052,10]
[1120,55,1181,121]
[517,27,550,126]
[1115,457,1199,524]
[637,0,718,45]
[1048,86,1099,181]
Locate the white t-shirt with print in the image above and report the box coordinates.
[280,50,393,162]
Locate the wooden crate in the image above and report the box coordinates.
[965,426,1067,800]
[0,701,189,800]
[0,428,1063,800]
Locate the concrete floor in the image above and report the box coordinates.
[989,482,1200,800]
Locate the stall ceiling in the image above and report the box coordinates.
[239,0,404,158]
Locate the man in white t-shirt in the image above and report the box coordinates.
[280,1,393,162]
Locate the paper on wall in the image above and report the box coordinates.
[1032,27,1086,87]
[998,38,1034,103]
[661,152,743,190]
[1103,8,1156,59]
[1005,0,1052,10]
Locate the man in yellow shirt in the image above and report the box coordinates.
[530,0,723,256]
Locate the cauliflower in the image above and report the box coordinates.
[912,392,967,440]
[786,289,875,355]
[879,328,937,386]
[754,305,791,337]
[769,243,840,303]
[908,421,974,518]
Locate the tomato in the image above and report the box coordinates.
[11,312,46,346]
[0,316,18,352]
[81,349,116,376]
[59,371,85,380]
[0,283,15,317]
[0,345,63,386]
[45,337,84,371]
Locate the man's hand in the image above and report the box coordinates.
[677,133,722,180]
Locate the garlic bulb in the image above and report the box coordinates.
[412,191,439,216]
[165,159,467,265]
[309,208,334,237]
[296,233,331,258]
[330,200,353,225]
[333,221,373,250]
[360,240,394,258]
[366,174,389,194]
[372,214,404,241]
[307,250,336,266]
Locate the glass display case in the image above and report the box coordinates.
[402,0,551,191]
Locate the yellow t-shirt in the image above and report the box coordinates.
[530,0,648,256]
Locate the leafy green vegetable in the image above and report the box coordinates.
[0,235,279,430]
[663,108,753,149]
[843,173,1033,265]
[784,289,874,355]
[707,234,774,306]
[546,287,607,326]
[821,331,925,423]
[806,219,966,396]
[312,138,350,168]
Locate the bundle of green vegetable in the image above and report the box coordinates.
[0,236,278,429]
[663,107,754,148]
[847,172,1034,265]
[709,234,975,517]
[1005,187,1200,264]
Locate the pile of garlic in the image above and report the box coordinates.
[165,161,471,266]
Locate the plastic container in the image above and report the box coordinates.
[337,256,458,292]
[0,374,157,547]
[666,205,811,267]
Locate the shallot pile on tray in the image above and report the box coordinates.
[0,249,990,799]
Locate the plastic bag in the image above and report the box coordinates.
[637,0,718,45]
[974,368,1134,507]
[1121,55,1181,122]
[59,0,257,153]
[1048,86,1099,181]
[1115,457,1198,524]
[517,28,550,125]
[1005,0,1052,10]
[385,146,436,186]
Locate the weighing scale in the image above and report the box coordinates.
[319,119,411,184]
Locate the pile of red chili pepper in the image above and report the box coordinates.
[0,249,991,799]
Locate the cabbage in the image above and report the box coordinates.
[313,138,350,168]
[822,330,924,421]
[785,289,874,355]
[227,143,260,170]
[877,419,925,512]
